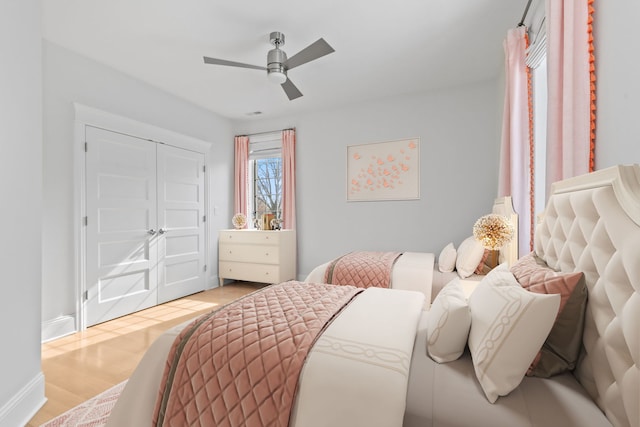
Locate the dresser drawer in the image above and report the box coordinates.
[219,261,281,284]
[219,243,280,264]
[219,230,281,245]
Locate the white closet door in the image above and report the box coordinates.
[156,144,206,303]
[85,126,158,326]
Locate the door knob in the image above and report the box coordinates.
[159,228,167,234]
[148,229,157,235]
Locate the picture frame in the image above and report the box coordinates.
[347,137,420,201]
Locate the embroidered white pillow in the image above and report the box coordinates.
[468,267,560,403]
[427,278,471,363]
[456,237,485,278]
[438,243,457,273]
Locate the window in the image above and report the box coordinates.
[248,133,282,225]
[252,157,282,219]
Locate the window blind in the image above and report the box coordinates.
[249,132,281,160]
[526,18,547,69]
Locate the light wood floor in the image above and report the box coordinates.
[27,282,265,426]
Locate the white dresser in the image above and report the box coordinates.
[218,229,296,285]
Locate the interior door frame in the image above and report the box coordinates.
[73,103,211,330]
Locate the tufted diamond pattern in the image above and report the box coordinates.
[152,281,362,427]
[535,182,640,427]
[324,251,402,288]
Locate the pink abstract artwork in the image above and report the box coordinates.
[347,138,420,201]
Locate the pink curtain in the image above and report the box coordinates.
[545,0,591,193]
[234,136,249,224]
[498,26,531,258]
[281,129,296,230]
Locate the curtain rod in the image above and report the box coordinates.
[236,127,295,138]
[518,0,533,27]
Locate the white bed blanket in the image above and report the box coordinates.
[106,286,424,427]
[291,287,424,426]
[305,252,434,307]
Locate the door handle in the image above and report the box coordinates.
[159,228,167,235]
[148,229,157,235]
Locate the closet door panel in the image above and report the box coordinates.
[157,144,206,303]
[85,126,158,326]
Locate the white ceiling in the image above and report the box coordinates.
[42,1,524,120]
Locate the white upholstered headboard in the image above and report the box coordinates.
[534,165,640,427]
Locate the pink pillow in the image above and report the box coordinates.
[510,252,587,377]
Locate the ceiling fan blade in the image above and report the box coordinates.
[281,79,303,100]
[285,38,335,70]
[203,56,267,71]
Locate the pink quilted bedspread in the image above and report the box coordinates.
[152,281,362,427]
[324,251,402,288]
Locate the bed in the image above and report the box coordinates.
[404,165,639,427]
[106,165,639,427]
[304,196,519,305]
[304,251,435,305]
[106,283,425,426]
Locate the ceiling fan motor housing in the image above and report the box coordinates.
[267,48,287,73]
[267,33,288,82]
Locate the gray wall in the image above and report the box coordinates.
[233,80,503,277]
[42,41,234,327]
[593,2,640,168]
[0,1,44,424]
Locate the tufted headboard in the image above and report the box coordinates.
[534,165,640,427]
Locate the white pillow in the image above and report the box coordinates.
[437,243,457,273]
[468,266,560,403]
[426,278,471,363]
[455,237,485,278]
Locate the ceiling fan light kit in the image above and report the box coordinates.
[203,31,334,100]
[267,69,287,85]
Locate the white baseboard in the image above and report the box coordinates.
[0,372,46,427]
[42,315,76,343]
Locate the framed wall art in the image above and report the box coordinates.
[347,137,420,201]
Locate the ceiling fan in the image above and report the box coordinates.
[203,31,335,101]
